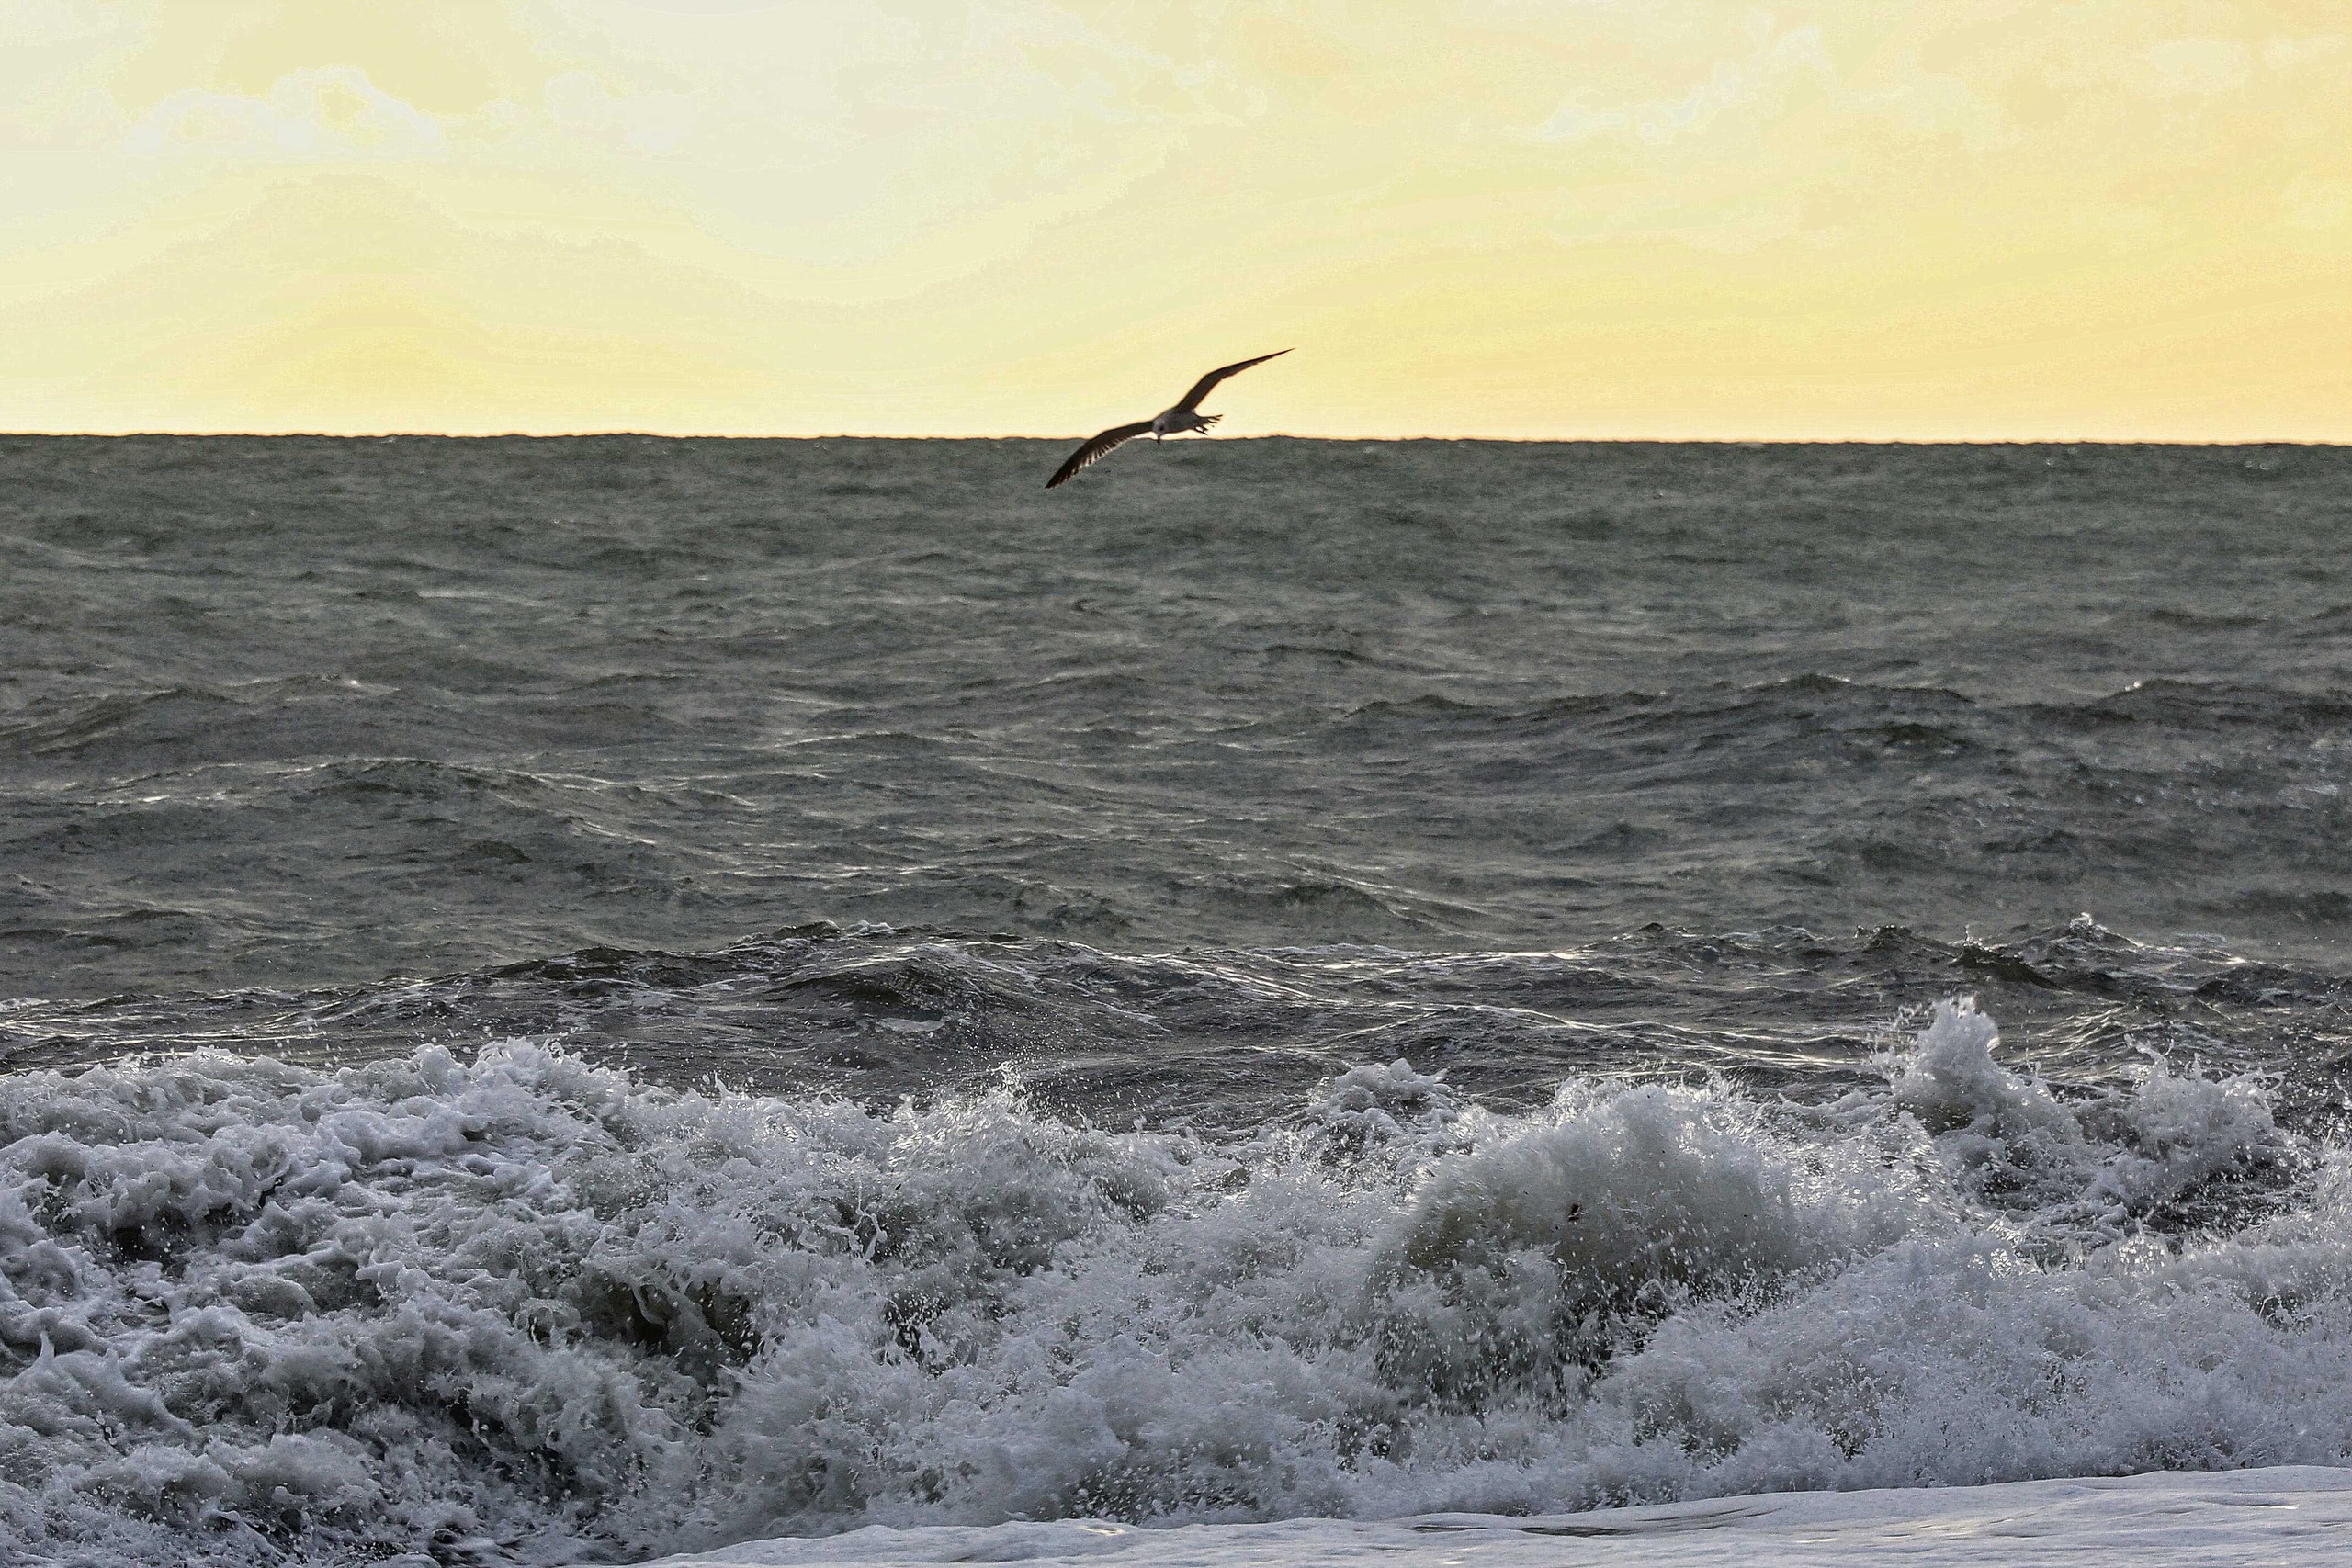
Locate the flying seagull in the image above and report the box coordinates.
[1045,349,1291,489]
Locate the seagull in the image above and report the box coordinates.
[1045,349,1291,489]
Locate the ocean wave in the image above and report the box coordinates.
[4,1000,2346,1564]
[6,920,2346,1130]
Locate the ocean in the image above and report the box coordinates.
[3,435,2349,1564]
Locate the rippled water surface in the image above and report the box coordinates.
[4,436,2351,1564]
[6,436,2350,997]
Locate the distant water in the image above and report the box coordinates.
[4,436,2351,1564]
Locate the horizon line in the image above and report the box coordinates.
[4,430,2347,447]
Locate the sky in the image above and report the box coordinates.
[1,1,2346,439]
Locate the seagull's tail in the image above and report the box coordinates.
[1200,414,1223,429]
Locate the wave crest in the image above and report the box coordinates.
[2,1002,2346,1563]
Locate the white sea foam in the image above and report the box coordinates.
[2,1001,2346,1565]
[629,1466,2352,1568]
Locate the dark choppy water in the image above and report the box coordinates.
[5,436,2352,1565]
[8,436,2352,994]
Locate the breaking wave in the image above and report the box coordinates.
[3,1001,2346,1564]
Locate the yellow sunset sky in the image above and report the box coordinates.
[2,1,2346,439]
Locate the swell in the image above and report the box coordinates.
[12,439,2352,985]
[6,921,2346,1137]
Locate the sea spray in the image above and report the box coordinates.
[2,1001,2347,1564]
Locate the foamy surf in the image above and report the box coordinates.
[618,1467,2352,1568]
[4,1000,2347,1565]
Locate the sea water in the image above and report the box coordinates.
[3,437,2349,1564]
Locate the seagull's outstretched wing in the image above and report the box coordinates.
[1046,421,1156,489]
[1174,348,1291,413]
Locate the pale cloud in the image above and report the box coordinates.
[498,0,1263,270]
[124,66,448,161]
[0,1,135,50]
[2262,34,2349,72]
[116,57,695,168]
[0,81,127,153]
[2284,175,2352,231]
[0,0,147,152]
[2138,37,2254,97]
[1859,57,2005,147]
[1532,15,1829,144]
[539,70,697,155]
